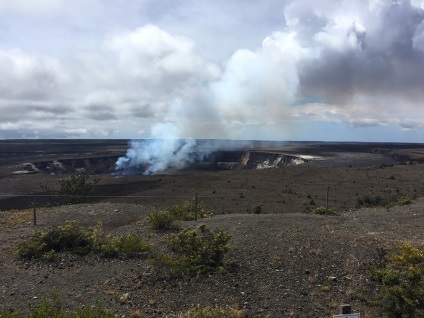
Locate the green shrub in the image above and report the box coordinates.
[395,196,412,206]
[356,195,384,207]
[27,293,115,318]
[153,224,231,275]
[282,187,295,194]
[17,222,150,261]
[370,268,401,285]
[179,305,246,318]
[357,194,413,208]
[40,173,101,205]
[0,310,20,318]
[116,233,151,256]
[17,222,96,260]
[0,293,114,318]
[168,200,210,221]
[313,206,338,216]
[253,205,263,214]
[147,211,178,231]
[100,233,151,258]
[367,242,424,318]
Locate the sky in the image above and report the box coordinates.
[1,0,424,142]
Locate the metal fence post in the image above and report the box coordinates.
[195,193,198,221]
[325,185,329,217]
[33,194,37,226]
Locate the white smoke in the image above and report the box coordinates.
[114,121,257,175]
[115,138,197,175]
[113,0,424,172]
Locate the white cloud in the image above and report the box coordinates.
[104,25,220,87]
[1,0,424,141]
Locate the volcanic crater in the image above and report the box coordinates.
[12,150,316,176]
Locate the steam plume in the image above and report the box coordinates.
[115,138,203,175]
[114,124,256,175]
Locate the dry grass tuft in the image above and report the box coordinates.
[0,209,33,228]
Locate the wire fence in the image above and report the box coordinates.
[0,187,334,226]
[0,192,232,226]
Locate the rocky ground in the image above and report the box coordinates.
[1,198,424,317]
[2,141,424,317]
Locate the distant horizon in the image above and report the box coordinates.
[1,138,423,145]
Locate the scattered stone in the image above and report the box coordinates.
[119,293,129,304]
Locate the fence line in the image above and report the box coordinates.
[0,194,237,198]
[1,193,210,226]
[0,187,336,225]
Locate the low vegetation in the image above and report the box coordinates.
[153,224,231,276]
[0,209,33,228]
[40,172,101,205]
[168,199,211,221]
[147,210,179,231]
[0,293,114,318]
[365,243,424,318]
[313,205,338,216]
[177,305,247,318]
[253,204,263,214]
[303,205,338,215]
[0,297,249,318]
[17,221,151,261]
[356,194,412,208]
[17,218,231,278]
[148,199,212,231]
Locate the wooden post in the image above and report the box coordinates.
[195,193,198,221]
[340,304,352,314]
[325,185,329,217]
[33,194,37,226]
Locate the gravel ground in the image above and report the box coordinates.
[1,200,424,317]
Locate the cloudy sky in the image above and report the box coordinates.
[1,0,424,142]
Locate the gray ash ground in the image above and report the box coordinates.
[2,141,424,317]
[1,200,423,317]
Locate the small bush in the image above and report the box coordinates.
[367,242,424,318]
[168,200,210,220]
[282,187,295,194]
[356,194,413,208]
[147,211,178,231]
[0,293,114,318]
[395,196,412,206]
[40,173,101,205]
[313,206,338,216]
[0,310,20,318]
[17,222,150,261]
[253,205,263,214]
[17,222,96,260]
[178,305,246,318]
[356,195,384,207]
[100,233,151,258]
[116,233,151,256]
[153,224,231,275]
